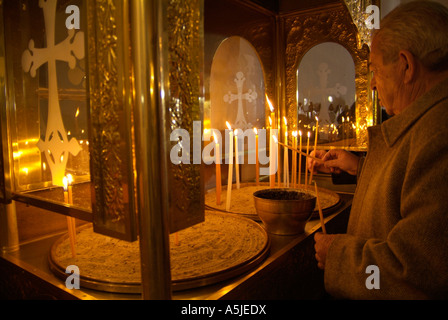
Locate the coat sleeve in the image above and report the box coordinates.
[324,129,448,299]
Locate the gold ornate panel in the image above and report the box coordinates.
[87,0,137,241]
[282,3,374,150]
[166,0,205,233]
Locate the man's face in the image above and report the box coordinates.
[370,36,405,115]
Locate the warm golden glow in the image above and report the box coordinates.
[266,94,274,112]
[63,176,68,191]
[226,121,231,130]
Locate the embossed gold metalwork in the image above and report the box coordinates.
[283,3,374,150]
[86,0,137,241]
[166,0,205,233]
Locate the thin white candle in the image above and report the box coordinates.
[226,122,233,212]
[234,129,240,189]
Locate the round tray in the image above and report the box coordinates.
[49,211,270,293]
[205,182,341,220]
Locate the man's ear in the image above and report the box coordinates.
[398,50,417,84]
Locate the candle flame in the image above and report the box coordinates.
[266,95,274,112]
[307,131,311,138]
[63,176,68,191]
[292,131,297,137]
[75,107,80,118]
[283,117,287,126]
[273,135,278,143]
[269,116,272,126]
[315,116,319,122]
[299,130,302,137]
[226,121,231,130]
[213,131,218,142]
[67,174,73,185]
[253,127,258,135]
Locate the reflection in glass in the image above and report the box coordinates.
[297,42,356,146]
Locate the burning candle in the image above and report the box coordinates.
[254,127,259,186]
[309,117,319,185]
[269,117,275,187]
[226,122,233,212]
[63,176,69,203]
[292,131,297,187]
[234,129,240,190]
[267,95,275,128]
[283,117,289,187]
[214,132,222,205]
[298,130,302,186]
[63,176,76,258]
[305,131,311,188]
[67,174,73,205]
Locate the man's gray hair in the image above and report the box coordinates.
[374,1,448,71]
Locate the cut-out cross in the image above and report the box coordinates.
[22,0,84,186]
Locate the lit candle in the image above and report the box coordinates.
[305,131,311,188]
[226,122,233,212]
[63,176,69,203]
[292,131,297,188]
[214,132,222,205]
[309,117,319,185]
[266,95,275,128]
[67,174,73,205]
[254,128,259,186]
[273,134,278,185]
[269,117,275,187]
[234,129,240,190]
[298,130,302,186]
[63,176,76,258]
[283,117,289,187]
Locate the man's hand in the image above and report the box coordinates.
[308,149,360,176]
[314,232,338,270]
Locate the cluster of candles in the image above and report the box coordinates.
[63,174,77,258]
[215,98,323,213]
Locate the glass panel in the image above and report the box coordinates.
[297,42,356,148]
[4,0,90,210]
[210,36,265,132]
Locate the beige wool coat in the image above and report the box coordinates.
[325,77,448,299]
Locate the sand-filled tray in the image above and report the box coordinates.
[205,182,341,220]
[49,211,269,293]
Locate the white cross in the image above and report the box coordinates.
[22,0,84,186]
[224,71,257,130]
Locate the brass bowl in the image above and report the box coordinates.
[253,188,316,235]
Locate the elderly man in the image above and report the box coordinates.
[311,1,448,299]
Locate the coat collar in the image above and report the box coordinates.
[381,77,448,147]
